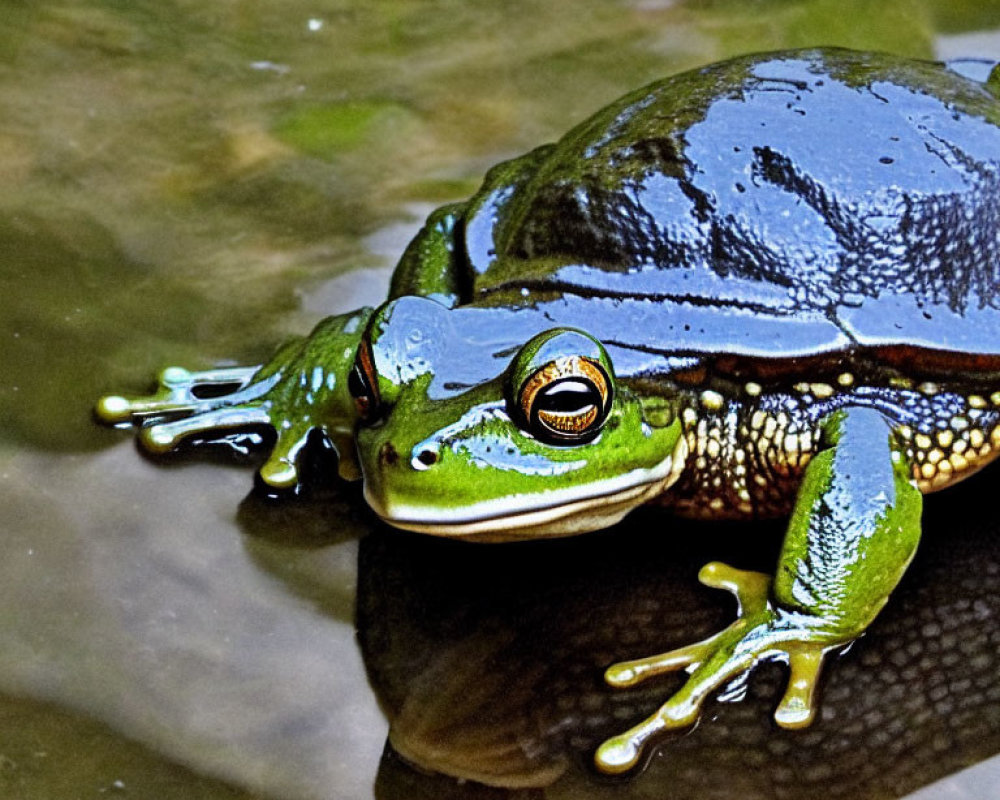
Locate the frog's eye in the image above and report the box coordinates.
[509,329,615,445]
[348,339,380,420]
[520,356,611,443]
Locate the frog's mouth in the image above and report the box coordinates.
[367,437,687,543]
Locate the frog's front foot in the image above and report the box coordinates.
[595,561,835,775]
[97,360,283,462]
[96,309,373,489]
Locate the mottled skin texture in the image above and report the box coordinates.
[97,48,1000,775]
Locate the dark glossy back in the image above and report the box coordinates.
[462,49,1000,368]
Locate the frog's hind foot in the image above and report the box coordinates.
[594,562,829,775]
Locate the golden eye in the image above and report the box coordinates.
[519,356,611,443]
[348,339,380,420]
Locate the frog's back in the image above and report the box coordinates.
[462,48,1000,369]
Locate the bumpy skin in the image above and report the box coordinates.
[97,48,1000,775]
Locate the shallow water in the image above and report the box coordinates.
[4,1,1000,797]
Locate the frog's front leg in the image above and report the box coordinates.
[97,308,375,487]
[595,406,923,774]
[97,202,473,490]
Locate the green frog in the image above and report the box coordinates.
[97,48,1000,774]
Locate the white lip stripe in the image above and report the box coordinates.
[366,436,688,538]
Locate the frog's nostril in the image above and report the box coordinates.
[379,442,399,467]
[411,442,440,471]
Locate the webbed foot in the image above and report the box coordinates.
[96,308,374,489]
[595,562,832,775]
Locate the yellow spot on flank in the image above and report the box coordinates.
[970,429,985,449]
[992,426,1000,447]
[991,391,1000,406]
[950,453,968,472]
[937,458,952,474]
[969,395,987,409]
[927,449,944,465]
[898,425,913,440]
[919,382,939,395]
[914,433,932,450]
[700,390,724,411]
[936,430,954,448]
[745,382,762,397]
[932,471,951,489]
[751,411,766,430]
[794,382,810,394]
[709,498,725,512]
[890,376,914,389]
[706,439,721,459]
[810,383,834,399]
[682,408,698,426]
[837,372,854,387]
[920,463,936,480]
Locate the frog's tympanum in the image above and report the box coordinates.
[97,49,1000,774]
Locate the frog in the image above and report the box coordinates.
[96,48,1000,774]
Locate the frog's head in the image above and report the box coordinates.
[351,297,686,541]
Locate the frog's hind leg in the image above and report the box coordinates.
[595,405,923,774]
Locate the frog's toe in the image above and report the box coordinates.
[603,562,770,690]
[95,393,138,423]
[595,689,703,774]
[773,646,825,729]
[155,365,259,395]
[96,365,261,424]
[139,404,271,454]
[697,561,770,614]
[604,635,711,688]
[257,423,317,490]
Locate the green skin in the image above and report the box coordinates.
[96,200,926,774]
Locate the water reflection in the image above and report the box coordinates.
[360,472,1000,797]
